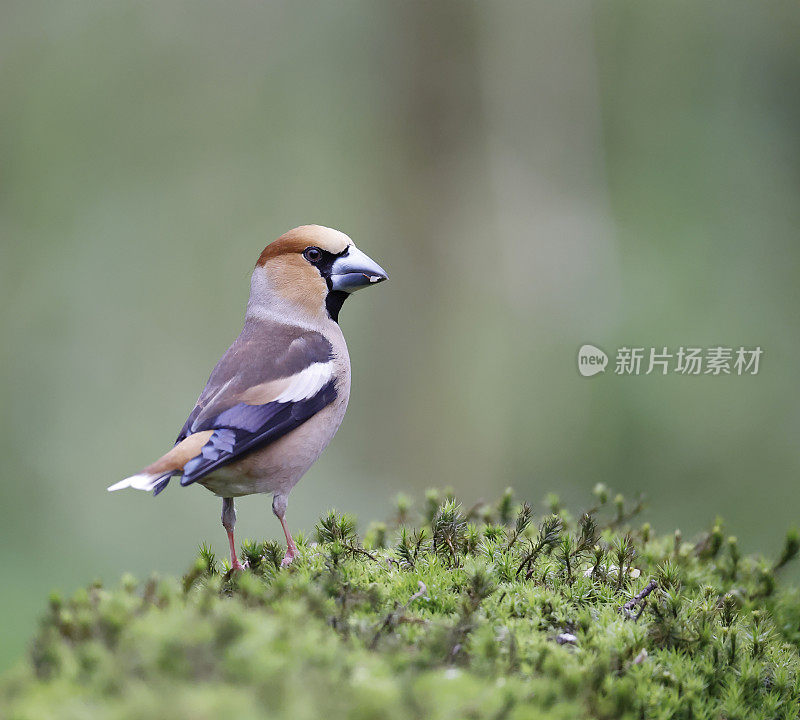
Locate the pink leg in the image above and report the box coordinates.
[278,514,298,567]
[222,498,245,570]
[227,529,245,571]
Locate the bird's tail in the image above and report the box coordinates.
[107,471,173,493]
[107,430,214,495]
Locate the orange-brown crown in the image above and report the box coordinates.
[256,225,351,267]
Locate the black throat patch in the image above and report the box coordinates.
[325,290,348,322]
[315,248,350,322]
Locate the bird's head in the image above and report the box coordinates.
[250,225,388,323]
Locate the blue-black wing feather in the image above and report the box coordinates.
[178,378,337,487]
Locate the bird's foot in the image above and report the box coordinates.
[280,548,297,568]
[231,558,247,571]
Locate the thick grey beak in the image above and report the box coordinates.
[329,246,388,293]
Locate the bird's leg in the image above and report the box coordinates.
[221,497,245,570]
[278,515,298,567]
[272,493,298,567]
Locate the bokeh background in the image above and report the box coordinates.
[2,1,800,671]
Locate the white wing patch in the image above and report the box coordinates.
[273,362,334,403]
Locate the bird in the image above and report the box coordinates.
[108,225,387,569]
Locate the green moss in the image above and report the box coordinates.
[4,489,800,719]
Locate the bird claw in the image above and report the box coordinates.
[280,549,297,568]
[231,559,247,571]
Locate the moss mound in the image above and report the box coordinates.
[4,487,800,719]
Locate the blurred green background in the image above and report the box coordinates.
[2,1,800,671]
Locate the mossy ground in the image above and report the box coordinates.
[3,487,800,720]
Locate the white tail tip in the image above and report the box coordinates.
[108,473,159,492]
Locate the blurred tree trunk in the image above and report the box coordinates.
[376,2,503,492]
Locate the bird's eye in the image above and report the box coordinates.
[303,247,322,263]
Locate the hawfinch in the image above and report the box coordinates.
[109,225,387,568]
